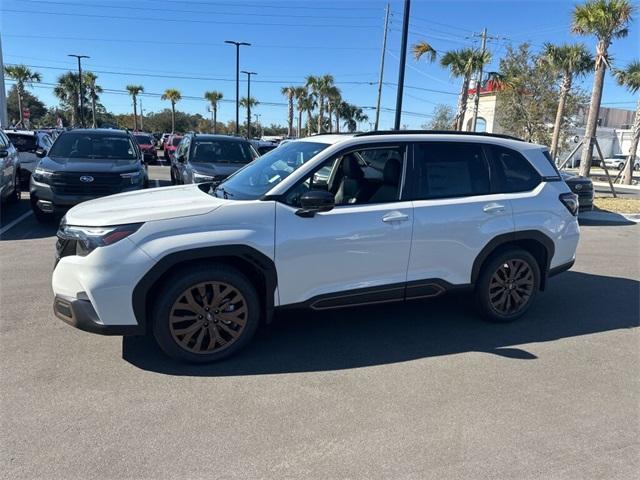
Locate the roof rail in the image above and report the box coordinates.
[354,130,524,142]
[309,132,358,137]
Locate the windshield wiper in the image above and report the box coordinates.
[214,185,234,199]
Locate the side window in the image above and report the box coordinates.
[490,146,541,193]
[412,142,490,200]
[284,146,405,207]
[0,133,8,148]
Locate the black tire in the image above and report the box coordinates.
[170,168,177,185]
[7,172,20,204]
[475,248,540,323]
[30,195,55,223]
[152,264,260,363]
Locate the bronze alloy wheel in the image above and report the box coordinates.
[169,281,248,354]
[488,259,535,316]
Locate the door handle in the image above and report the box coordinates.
[382,212,409,223]
[483,202,506,214]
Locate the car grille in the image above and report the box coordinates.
[51,172,126,196]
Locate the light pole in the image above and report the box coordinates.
[394,0,410,130]
[225,40,250,135]
[68,54,90,127]
[241,70,256,138]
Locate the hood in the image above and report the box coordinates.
[40,155,142,173]
[191,162,243,177]
[64,184,228,226]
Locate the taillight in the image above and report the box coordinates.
[559,192,579,216]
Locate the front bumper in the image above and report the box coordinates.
[54,294,142,335]
[30,177,145,209]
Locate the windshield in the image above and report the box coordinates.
[49,132,138,160]
[7,134,36,152]
[134,135,152,144]
[191,140,256,164]
[211,141,329,200]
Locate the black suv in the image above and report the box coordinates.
[30,129,149,221]
[170,133,258,185]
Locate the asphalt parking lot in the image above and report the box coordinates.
[1,166,639,479]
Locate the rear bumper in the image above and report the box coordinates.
[54,295,142,336]
[548,259,575,277]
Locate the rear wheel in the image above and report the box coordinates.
[475,248,540,323]
[152,265,260,363]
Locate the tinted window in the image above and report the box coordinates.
[49,132,138,161]
[413,142,490,199]
[191,140,256,164]
[134,135,153,144]
[172,137,182,146]
[490,146,540,193]
[7,134,37,152]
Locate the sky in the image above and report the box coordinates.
[2,0,638,130]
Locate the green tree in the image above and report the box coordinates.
[293,86,308,137]
[614,60,640,184]
[6,86,46,127]
[338,102,368,132]
[412,41,437,63]
[84,72,102,128]
[572,0,634,176]
[281,86,296,137]
[240,96,259,136]
[204,91,223,133]
[306,74,335,133]
[53,72,83,126]
[3,64,42,127]
[439,49,490,130]
[423,104,455,130]
[161,88,182,133]
[540,43,594,159]
[325,86,342,133]
[126,85,144,131]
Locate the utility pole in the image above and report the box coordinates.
[374,3,390,131]
[470,29,504,132]
[0,37,7,128]
[254,113,261,137]
[68,54,89,128]
[225,40,251,135]
[139,98,143,131]
[394,0,410,130]
[241,70,256,139]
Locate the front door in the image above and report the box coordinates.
[274,144,414,307]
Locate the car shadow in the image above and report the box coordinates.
[123,271,639,376]
[578,210,637,226]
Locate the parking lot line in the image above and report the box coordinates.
[0,210,33,236]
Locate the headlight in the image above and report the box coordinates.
[120,171,142,184]
[193,172,215,183]
[32,167,54,184]
[57,223,143,256]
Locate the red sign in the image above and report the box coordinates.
[22,108,30,119]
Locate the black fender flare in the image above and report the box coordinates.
[132,245,277,331]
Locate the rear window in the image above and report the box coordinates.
[191,140,256,164]
[49,132,138,160]
[490,146,541,193]
[7,134,37,152]
[413,142,490,200]
[134,135,153,144]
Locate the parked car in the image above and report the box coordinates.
[133,132,158,163]
[160,133,171,150]
[560,171,593,211]
[164,134,183,162]
[0,130,21,204]
[52,131,579,363]
[30,129,149,222]
[171,134,258,185]
[250,139,278,155]
[603,153,640,171]
[5,130,53,185]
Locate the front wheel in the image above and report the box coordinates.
[152,265,260,363]
[475,248,540,323]
[30,195,54,223]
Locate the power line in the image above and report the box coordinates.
[146,0,379,11]
[1,8,380,28]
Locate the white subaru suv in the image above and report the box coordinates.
[52,132,580,363]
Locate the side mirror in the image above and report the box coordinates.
[296,190,335,217]
[35,148,48,158]
[0,150,8,159]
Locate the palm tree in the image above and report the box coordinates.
[161,88,182,133]
[53,72,81,126]
[572,0,633,177]
[3,65,41,127]
[293,86,307,137]
[614,60,640,184]
[204,91,223,133]
[281,86,296,137]
[300,94,316,137]
[240,96,259,137]
[338,102,369,132]
[540,43,594,159]
[306,74,335,134]
[440,48,490,130]
[412,41,437,63]
[126,85,144,131]
[84,72,102,128]
[325,86,342,133]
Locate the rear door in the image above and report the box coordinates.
[407,141,515,291]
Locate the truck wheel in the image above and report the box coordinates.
[152,264,260,363]
[475,248,540,323]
